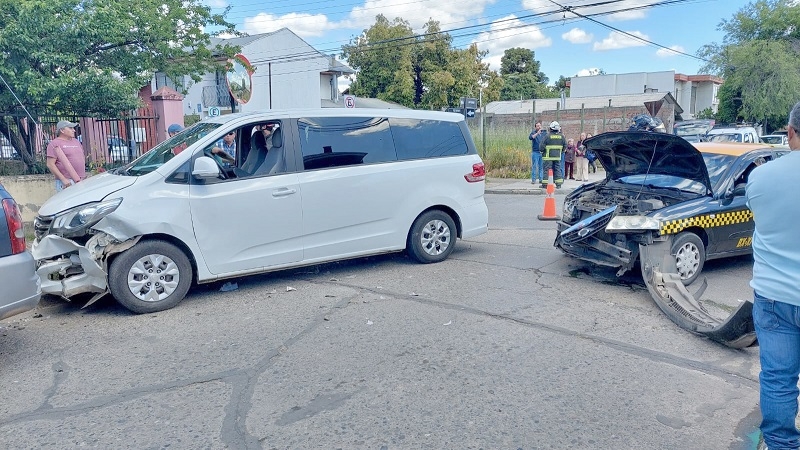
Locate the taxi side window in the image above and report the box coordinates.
[735,157,770,187]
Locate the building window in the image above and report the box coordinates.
[154,72,185,93]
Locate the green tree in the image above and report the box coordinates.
[342,15,416,106]
[499,48,546,81]
[554,75,570,96]
[497,48,550,101]
[342,16,497,110]
[0,0,239,170]
[699,0,800,128]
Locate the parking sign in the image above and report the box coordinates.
[208,106,221,117]
[344,95,356,109]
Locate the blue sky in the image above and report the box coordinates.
[205,0,751,84]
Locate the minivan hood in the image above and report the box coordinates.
[39,172,137,216]
[587,131,712,192]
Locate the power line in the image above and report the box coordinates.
[197,0,709,81]
[241,0,704,67]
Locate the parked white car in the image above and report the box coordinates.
[32,109,489,313]
[760,134,789,146]
[706,125,759,144]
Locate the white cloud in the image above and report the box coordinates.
[656,45,685,57]
[522,0,651,21]
[575,68,603,77]
[593,31,648,50]
[241,12,338,38]
[473,15,552,72]
[346,0,493,31]
[561,28,593,44]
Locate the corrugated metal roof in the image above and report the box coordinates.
[486,92,678,115]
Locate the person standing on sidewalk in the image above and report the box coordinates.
[564,138,576,180]
[528,121,545,184]
[747,100,800,450]
[539,121,565,188]
[46,120,85,192]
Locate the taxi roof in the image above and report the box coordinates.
[693,142,772,156]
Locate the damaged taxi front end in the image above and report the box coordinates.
[555,131,761,348]
[556,131,714,280]
[31,175,139,306]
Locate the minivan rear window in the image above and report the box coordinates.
[389,118,469,160]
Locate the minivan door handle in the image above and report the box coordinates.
[272,188,297,198]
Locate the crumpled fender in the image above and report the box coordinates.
[639,240,756,349]
[31,233,140,307]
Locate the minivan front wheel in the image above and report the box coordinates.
[109,240,193,314]
[407,210,457,263]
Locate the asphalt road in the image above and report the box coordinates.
[0,193,761,450]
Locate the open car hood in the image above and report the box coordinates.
[586,131,712,193]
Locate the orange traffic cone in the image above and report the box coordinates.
[537,169,559,221]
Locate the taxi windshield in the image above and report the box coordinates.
[116,122,222,176]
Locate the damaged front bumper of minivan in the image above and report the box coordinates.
[32,230,139,307]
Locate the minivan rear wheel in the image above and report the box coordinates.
[407,210,457,263]
[109,240,192,314]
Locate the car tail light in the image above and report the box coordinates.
[2,198,26,254]
[465,162,486,182]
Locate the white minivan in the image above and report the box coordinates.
[32,109,489,313]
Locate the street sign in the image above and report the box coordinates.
[459,97,478,118]
[344,95,356,109]
[208,106,221,117]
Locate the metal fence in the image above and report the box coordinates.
[0,107,159,175]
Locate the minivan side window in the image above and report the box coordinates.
[389,118,469,160]
[298,117,397,170]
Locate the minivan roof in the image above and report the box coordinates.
[202,108,467,125]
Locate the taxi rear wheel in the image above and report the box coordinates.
[671,232,705,286]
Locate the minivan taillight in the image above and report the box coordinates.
[2,198,26,254]
[464,162,486,182]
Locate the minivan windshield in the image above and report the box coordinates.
[118,122,222,176]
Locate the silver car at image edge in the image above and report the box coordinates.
[0,184,41,320]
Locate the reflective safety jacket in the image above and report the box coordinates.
[540,132,566,161]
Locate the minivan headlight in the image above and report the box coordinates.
[605,215,660,232]
[51,198,123,238]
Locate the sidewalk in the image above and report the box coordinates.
[485,167,606,195]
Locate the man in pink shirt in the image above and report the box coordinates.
[46,120,86,191]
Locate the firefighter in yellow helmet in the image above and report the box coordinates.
[539,121,566,188]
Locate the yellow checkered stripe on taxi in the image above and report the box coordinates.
[659,210,753,235]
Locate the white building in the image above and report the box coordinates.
[152,28,355,117]
[568,70,722,120]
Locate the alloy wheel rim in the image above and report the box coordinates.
[420,219,451,256]
[127,253,180,302]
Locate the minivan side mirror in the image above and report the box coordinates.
[192,156,222,179]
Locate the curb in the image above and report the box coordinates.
[484,186,577,195]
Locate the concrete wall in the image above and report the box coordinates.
[0,175,55,223]
[570,71,675,98]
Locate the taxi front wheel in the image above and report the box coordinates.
[671,232,705,286]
